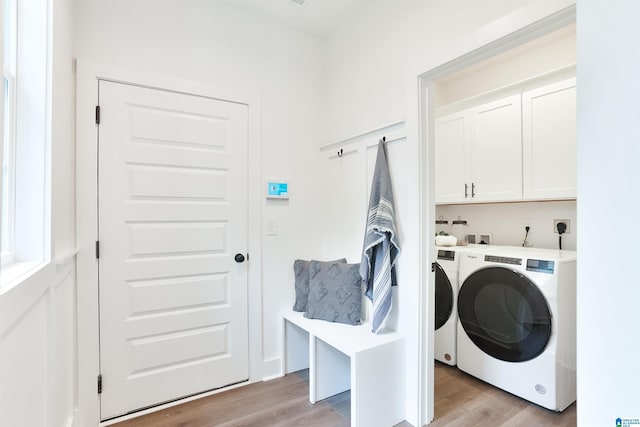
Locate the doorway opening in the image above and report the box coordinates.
[417,7,576,425]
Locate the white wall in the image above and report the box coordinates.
[324,0,544,143]
[0,263,76,427]
[437,201,576,250]
[0,0,77,426]
[51,1,78,424]
[52,0,76,257]
[74,0,325,381]
[435,24,575,107]
[323,1,576,424]
[577,1,640,424]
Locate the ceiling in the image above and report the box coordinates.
[217,0,374,38]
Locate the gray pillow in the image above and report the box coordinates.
[304,261,362,325]
[292,258,346,312]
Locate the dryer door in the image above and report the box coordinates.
[458,266,551,362]
[434,262,453,331]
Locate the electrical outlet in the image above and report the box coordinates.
[553,219,571,234]
[478,233,492,245]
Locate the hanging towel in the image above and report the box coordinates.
[360,140,400,334]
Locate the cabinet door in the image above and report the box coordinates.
[522,77,576,200]
[434,112,470,204]
[470,94,523,202]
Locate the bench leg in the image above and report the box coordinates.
[284,320,310,374]
[351,340,405,427]
[311,336,351,403]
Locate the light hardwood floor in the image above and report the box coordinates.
[112,363,576,427]
[430,362,576,426]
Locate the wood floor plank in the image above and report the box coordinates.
[214,395,347,427]
[113,364,576,427]
[502,402,577,427]
[112,373,324,427]
[429,362,576,427]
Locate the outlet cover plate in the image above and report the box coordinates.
[553,219,571,234]
[478,233,492,245]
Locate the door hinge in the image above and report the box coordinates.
[431,262,436,272]
[95,105,101,125]
[95,241,100,259]
[97,374,103,394]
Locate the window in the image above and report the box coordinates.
[2,0,17,267]
[0,0,51,289]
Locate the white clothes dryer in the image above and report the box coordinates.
[456,246,577,411]
[434,245,490,366]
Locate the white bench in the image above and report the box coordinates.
[282,311,405,427]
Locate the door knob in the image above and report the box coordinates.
[234,253,246,263]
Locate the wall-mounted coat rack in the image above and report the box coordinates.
[338,136,386,158]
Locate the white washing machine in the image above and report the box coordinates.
[434,245,489,366]
[456,246,577,411]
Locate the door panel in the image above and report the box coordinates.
[470,95,522,202]
[98,80,249,419]
[457,266,551,363]
[522,78,577,199]
[434,112,469,203]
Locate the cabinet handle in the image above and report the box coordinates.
[472,183,476,198]
[464,183,469,198]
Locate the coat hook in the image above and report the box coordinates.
[382,136,386,142]
[338,148,343,158]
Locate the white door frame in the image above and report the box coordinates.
[414,5,576,425]
[75,60,263,426]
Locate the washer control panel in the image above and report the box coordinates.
[437,250,455,261]
[526,259,555,274]
[485,255,522,265]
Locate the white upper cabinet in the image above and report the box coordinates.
[470,95,523,202]
[522,77,576,200]
[434,111,469,204]
[434,78,576,204]
[434,94,522,204]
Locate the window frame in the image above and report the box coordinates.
[1,0,18,267]
[0,0,52,290]
[2,73,17,267]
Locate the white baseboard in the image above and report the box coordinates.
[262,372,285,382]
[262,357,282,381]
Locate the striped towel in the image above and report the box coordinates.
[360,140,400,334]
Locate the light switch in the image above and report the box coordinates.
[267,218,279,236]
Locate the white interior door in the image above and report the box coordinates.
[97,80,249,420]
